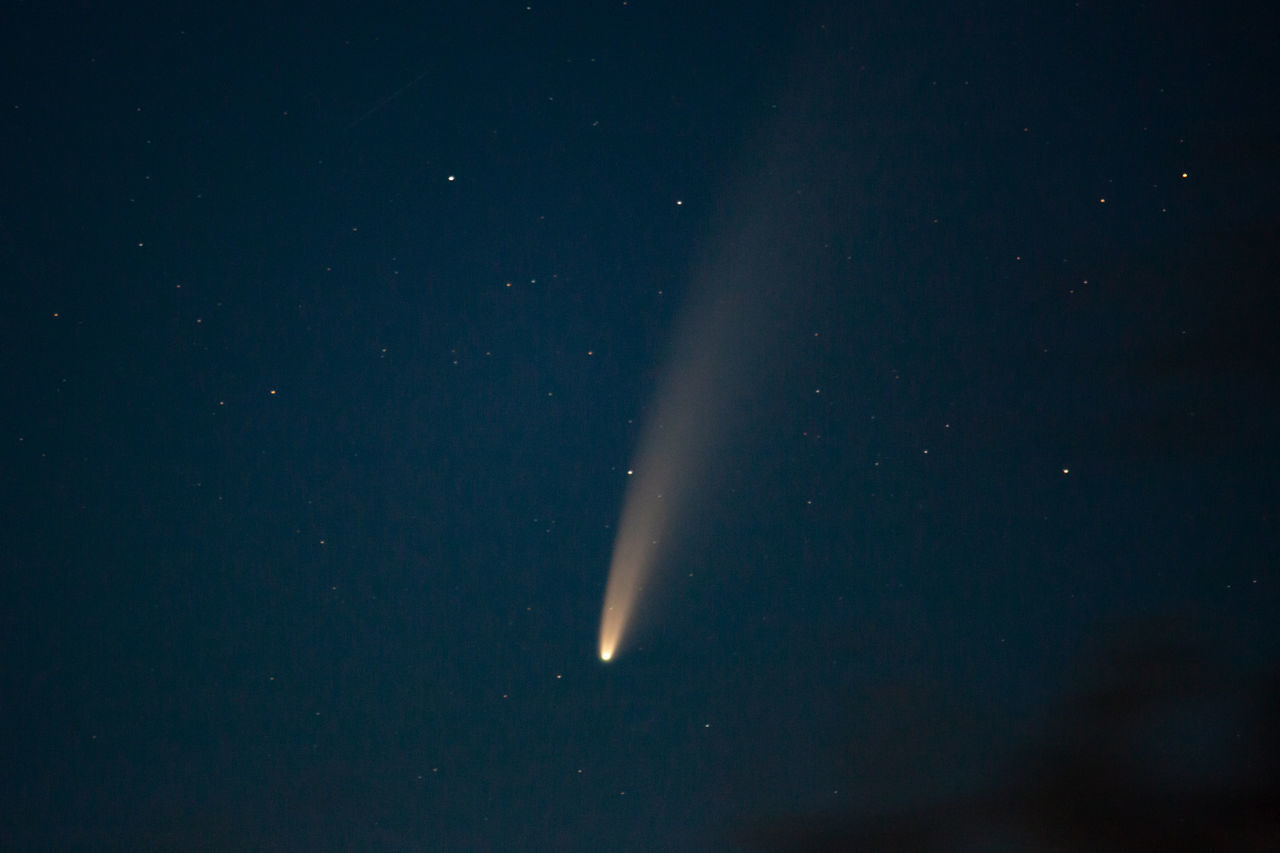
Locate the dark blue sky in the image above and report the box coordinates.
[3,1,1278,850]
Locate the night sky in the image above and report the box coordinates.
[3,1,1278,850]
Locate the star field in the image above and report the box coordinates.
[2,1,1277,850]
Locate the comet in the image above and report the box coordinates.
[596,31,847,662]
[598,265,783,663]
[597,418,683,663]
[595,382,691,662]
